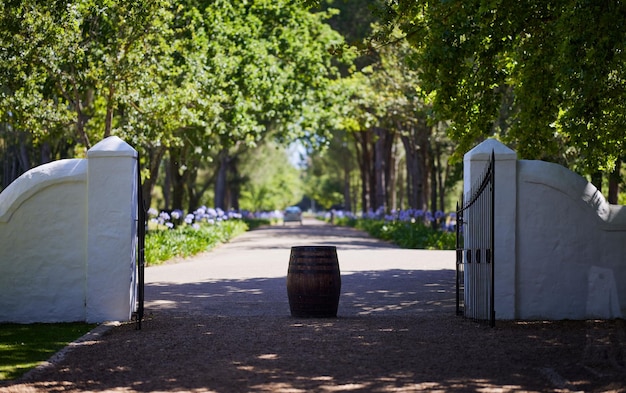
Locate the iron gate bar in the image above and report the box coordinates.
[134,153,146,330]
[455,208,463,316]
[489,150,496,327]
[455,151,495,327]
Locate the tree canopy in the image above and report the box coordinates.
[384,0,626,174]
[7,0,622,213]
[0,0,350,210]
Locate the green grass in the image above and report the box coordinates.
[0,322,96,381]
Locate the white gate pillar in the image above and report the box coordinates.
[464,139,517,319]
[85,136,138,323]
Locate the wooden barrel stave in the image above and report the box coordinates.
[287,246,341,318]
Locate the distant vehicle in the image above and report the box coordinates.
[283,206,302,225]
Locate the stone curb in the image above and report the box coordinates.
[19,321,121,382]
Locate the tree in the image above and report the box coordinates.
[175,0,349,210]
[385,1,626,199]
[238,142,304,211]
[0,0,184,204]
[303,128,357,211]
[0,0,176,149]
[0,0,351,211]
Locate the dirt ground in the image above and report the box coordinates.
[1,221,626,392]
[2,313,625,393]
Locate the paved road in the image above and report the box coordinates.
[145,218,457,318]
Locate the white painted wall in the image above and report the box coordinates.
[0,136,138,323]
[0,160,88,322]
[465,139,626,320]
[516,160,626,319]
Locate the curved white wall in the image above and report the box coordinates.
[517,160,625,319]
[0,136,138,323]
[465,139,626,320]
[0,160,87,322]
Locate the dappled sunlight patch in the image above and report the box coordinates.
[257,353,279,360]
[320,382,372,391]
[365,289,418,299]
[224,286,264,295]
[249,382,308,393]
[143,300,181,310]
[105,366,131,373]
[288,322,336,331]
[235,364,256,372]
[6,381,76,392]
[357,301,420,315]
[311,376,334,381]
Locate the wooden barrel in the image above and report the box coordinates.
[287,246,341,318]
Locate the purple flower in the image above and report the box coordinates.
[171,210,183,220]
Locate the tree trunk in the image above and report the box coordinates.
[40,142,52,164]
[214,149,230,210]
[440,148,451,213]
[163,157,171,210]
[591,171,603,194]
[17,133,30,173]
[430,144,437,213]
[228,156,242,211]
[169,147,186,211]
[400,122,429,211]
[389,138,399,211]
[186,167,200,211]
[74,87,91,149]
[341,144,352,212]
[401,133,419,209]
[608,159,622,204]
[343,165,352,212]
[374,127,386,211]
[141,145,166,211]
[353,131,373,212]
[104,84,115,139]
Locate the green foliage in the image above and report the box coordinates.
[303,144,346,209]
[242,217,272,230]
[238,143,304,211]
[334,217,455,250]
[0,0,352,209]
[385,1,626,175]
[145,220,248,265]
[0,322,96,381]
[0,0,176,148]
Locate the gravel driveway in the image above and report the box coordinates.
[1,219,625,392]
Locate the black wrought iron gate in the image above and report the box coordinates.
[456,151,495,327]
[133,154,146,330]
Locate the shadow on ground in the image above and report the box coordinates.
[144,269,457,317]
[4,269,626,392]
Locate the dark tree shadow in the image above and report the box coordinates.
[143,269,457,317]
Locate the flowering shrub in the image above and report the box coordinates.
[144,206,248,265]
[147,206,243,230]
[327,208,456,250]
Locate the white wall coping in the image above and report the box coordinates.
[519,159,626,230]
[0,159,86,223]
[87,136,137,158]
[464,138,517,161]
